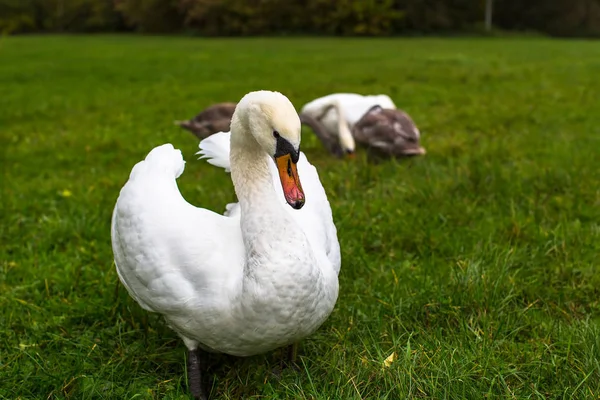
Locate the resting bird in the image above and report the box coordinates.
[175,102,237,139]
[111,90,341,399]
[299,93,397,157]
[353,105,426,157]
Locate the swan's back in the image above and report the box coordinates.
[301,93,396,128]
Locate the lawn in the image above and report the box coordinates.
[1,35,600,399]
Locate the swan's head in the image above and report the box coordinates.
[233,90,305,209]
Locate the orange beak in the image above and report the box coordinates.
[275,154,305,209]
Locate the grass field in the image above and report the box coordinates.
[2,35,600,399]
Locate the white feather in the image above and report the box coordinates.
[197,131,232,172]
[301,93,397,128]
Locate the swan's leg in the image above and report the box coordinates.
[188,348,207,400]
[272,343,300,378]
[280,343,300,371]
[182,337,207,400]
[286,343,298,365]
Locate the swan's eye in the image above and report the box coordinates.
[273,131,280,138]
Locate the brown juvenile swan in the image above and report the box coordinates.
[175,102,237,139]
[353,105,426,156]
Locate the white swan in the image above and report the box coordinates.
[300,93,397,156]
[111,91,341,400]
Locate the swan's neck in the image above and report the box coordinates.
[227,126,330,338]
[333,101,355,150]
[229,131,310,277]
[230,133,278,213]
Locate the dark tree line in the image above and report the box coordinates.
[1,0,599,37]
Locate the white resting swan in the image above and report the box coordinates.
[111,90,341,400]
[300,93,397,156]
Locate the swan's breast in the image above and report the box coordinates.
[166,248,339,357]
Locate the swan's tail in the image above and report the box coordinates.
[197,131,232,172]
[129,144,185,180]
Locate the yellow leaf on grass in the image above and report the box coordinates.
[383,352,396,368]
[60,189,72,197]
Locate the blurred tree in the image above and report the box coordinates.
[181,0,403,36]
[116,0,183,33]
[48,0,122,32]
[0,0,123,33]
[180,0,271,36]
[494,0,600,37]
[0,0,36,34]
[305,0,403,35]
[392,0,482,33]
[485,0,493,31]
[0,0,598,37]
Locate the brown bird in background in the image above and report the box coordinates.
[175,102,237,139]
[175,101,426,159]
[176,101,348,157]
[352,105,426,157]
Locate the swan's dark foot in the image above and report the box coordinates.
[188,349,208,400]
[270,343,300,379]
[286,342,299,367]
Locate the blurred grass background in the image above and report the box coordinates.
[1,35,600,399]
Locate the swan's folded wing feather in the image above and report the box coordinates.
[197,131,232,172]
[298,153,341,275]
[273,153,341,275]
[111,146,245,316]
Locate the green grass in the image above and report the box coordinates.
[2,35,600,399]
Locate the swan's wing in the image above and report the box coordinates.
[287,153,341,275]
[111,144,245,317]
[197,131,232,172]
[198,133,341,274]
[197,131,240,217]
[352,106,387,143]
[353,108,425,156]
